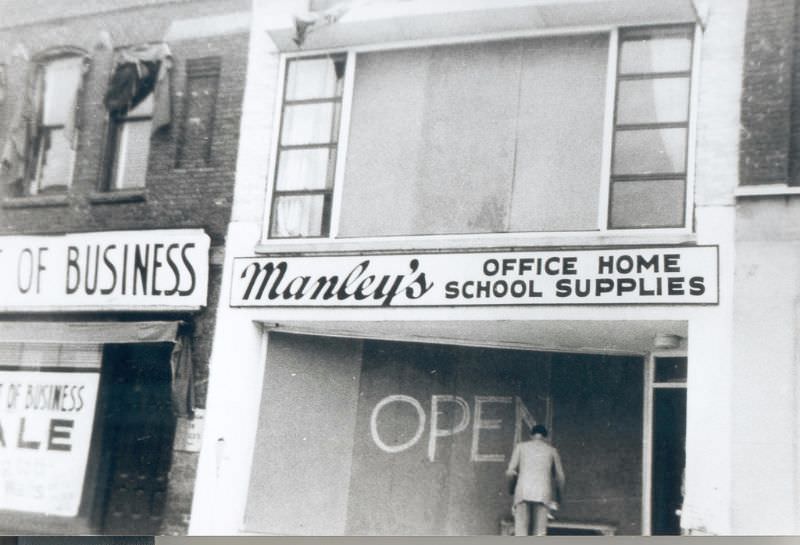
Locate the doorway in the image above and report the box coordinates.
[647,355,688,535]
[98,343,176,535]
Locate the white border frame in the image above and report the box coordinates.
[642,349,689,536]
[258,23,700,247]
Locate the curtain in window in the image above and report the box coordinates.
[0,62,41,187]
[103,43,173,134]
[1,51,90,186]
[63,55,91,149]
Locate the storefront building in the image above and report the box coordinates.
[0,0,250,535]
[191,0,749,537]
[733,0,800,535]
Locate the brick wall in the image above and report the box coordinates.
[740,0,798,185]
[0,0,250,535]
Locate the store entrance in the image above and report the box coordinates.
[650,385,687,535]
[98,344,176,535]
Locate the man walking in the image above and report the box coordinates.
[506,424,566,536]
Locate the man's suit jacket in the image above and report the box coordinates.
[506,438,565,506]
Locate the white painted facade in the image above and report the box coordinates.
[189,0,751,535]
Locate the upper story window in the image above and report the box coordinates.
[30,55,85,194]
[0,52,87,196]
[609,27,694,229]
[103,44,173,191]
[269,55,345,238]
[263,26,695,240]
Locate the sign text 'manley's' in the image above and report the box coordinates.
[230,247,719,308]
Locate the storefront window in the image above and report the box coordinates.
[609,27,694,229]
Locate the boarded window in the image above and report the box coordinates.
[337,35,609,237]
[245,333,644,535]
[176,57,221,168]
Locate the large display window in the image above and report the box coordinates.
[245,332,646,535]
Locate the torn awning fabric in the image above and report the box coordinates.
[104,43,173,133]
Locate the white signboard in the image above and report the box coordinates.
[231,246,718,307]
[0,229,209,311]
[0,370,100,516]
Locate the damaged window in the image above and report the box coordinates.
[102,44,172,191]
[31,55,84,193]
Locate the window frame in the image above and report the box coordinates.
[260,23,700,246]
[607,24,697,230]
[266,52,350,239]
[100,50,163,193]
[105,101,154,192]
[27,50,86,196]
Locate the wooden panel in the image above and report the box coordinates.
[550,353,644,535]
[100,344,175,535]
[345,342,552,535]
[244,333,363,535]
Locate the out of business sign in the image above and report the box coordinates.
[230,246,719,307]
[0,369,100,516]
[0,229,209,311]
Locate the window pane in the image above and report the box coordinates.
[281,103,338,145]
[655,357,688,383]
[619,31,692,74]
[276,148,335,191]
[112,119,152,189]
[609,179,685,228]
[612,127,687,175]
[42,56,83,125]
[616,77,690,125]
[286,57,344,100]
[36,128,72,191]
[271,194,326,237]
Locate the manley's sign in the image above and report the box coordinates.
[230,246,719,307]
[0,229,209,311]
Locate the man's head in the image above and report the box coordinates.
[530,424,548,438]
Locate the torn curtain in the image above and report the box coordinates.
[104,43,173,133]
[170,332,196,418]
[1,53,90,186]
[0,64,41,187]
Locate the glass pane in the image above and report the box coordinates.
[609,179,685,228]
[42,56,83,125]
[616,77,690,125]
[286,57,344,100]
[619,30,692,74]
[276,148,334,191]
[281,103,338,145]
[270,194,327,237]
[655,357,688,383]
[36,128,72,191]
[112,119,152,189]
[612,127,687,175]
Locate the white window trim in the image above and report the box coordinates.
[642,349,688,536]
[259,23,701,251]
[734,184,800,198]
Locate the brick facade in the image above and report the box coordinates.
[740,0,800,185]
[0,0,250,535]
